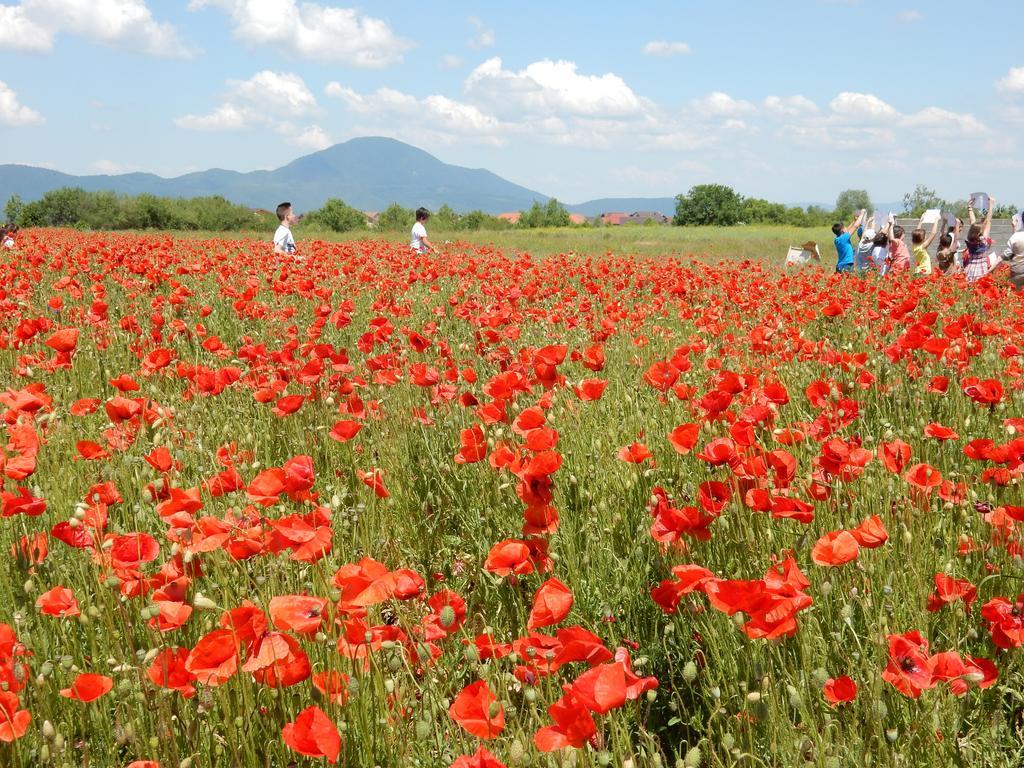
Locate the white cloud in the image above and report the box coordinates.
[996,67,1024,95]
[90,159,139,174]
[176,71,320,133]
[0,80,45,126]
[229,71,320,117]
[326,83,503,141]
[691,91,756,117]
[0,0,193,57]
[189,0,410,67]
[465,57,647,118]
[175,103,253,131]
[467,16,494,49]
[291,125,331,151]
[643,40,691,57]
[901,107,986,137]
[763,95,819,116]
[897,10,923,23]
[829,91,899,121]
[440,54,463,69]
[0,5,52,51]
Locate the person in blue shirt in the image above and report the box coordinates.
[832,210,865,273]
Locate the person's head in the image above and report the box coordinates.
[938,233,953,251]
[862,228,876,243]
[967,223,983,245]
[873,231,889,247]
[831,223,844,237]
[892,225,905,241]
[416,207,430,223]
[911,228,926,246]
[276,202,297,226]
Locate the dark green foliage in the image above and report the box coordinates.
[305,198,367,232]
[17,188,265,231]
[674,184,745,226]
[519,198,571,228]
[834,189,873,221]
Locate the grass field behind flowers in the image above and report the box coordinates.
[1,228,1023,768]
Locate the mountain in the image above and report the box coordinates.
[0,137,558,215]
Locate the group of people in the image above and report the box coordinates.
[832,195,1024,289]
[272,201,434,257]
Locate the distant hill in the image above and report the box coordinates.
[2,137,809,218]
[0,137,557,215]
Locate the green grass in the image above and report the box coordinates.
[159,223,833,262]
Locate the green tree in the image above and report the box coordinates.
[901,185,948,217]
[543,198,570,227]
[306,198,366,232]
[834,189,873,221]
[377,203,413,232]
[742,198,787,224]
[4,194,23,225]
[432,204,460,230]
[673,184,744,226]
[19,187,89,227]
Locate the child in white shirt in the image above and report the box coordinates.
[410,207,432,254]
[273,202,298,256]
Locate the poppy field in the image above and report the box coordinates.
[2,229,1024,768]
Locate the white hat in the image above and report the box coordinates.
[862,229,876,241]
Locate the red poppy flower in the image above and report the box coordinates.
[533,689,597,751]
[185,629,239,686]
[961,377,1004,406]
[455,424,488,464]
[449,680,505,739]
[823,676,857,706]
[451,746,508,768]
[60,673,113,702]
[357,468,389,498]
[881,631,934,698]
[527,578,574,630]
[924,423,959,442]
[811,530,860,567]
[617,442,652,464]
[36,585,80,617]
[329,419,362,442]
[571,662,627,714]
[269,595,327,636]
[44,327,79,353]
[0,691,30,742]
[282,706,341,764]
[272,394,304,417]
[574,378,607,401]
[312,671,351,705]
[147,647,197,698]
[904,463,942,492]
[667,423,700,454]
[880,439,912,474]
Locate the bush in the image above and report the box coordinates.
[306,198,366,233]
[674,185,744,226]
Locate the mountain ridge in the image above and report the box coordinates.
[0,137,683,217]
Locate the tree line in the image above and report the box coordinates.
[6,185,1015,233]
[1,190,573,233]
[673,184,1019,227]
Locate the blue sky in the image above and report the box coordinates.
[2,0,1023,206]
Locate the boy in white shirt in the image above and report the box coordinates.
[410,207,432,254]
[273,202,298,256]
